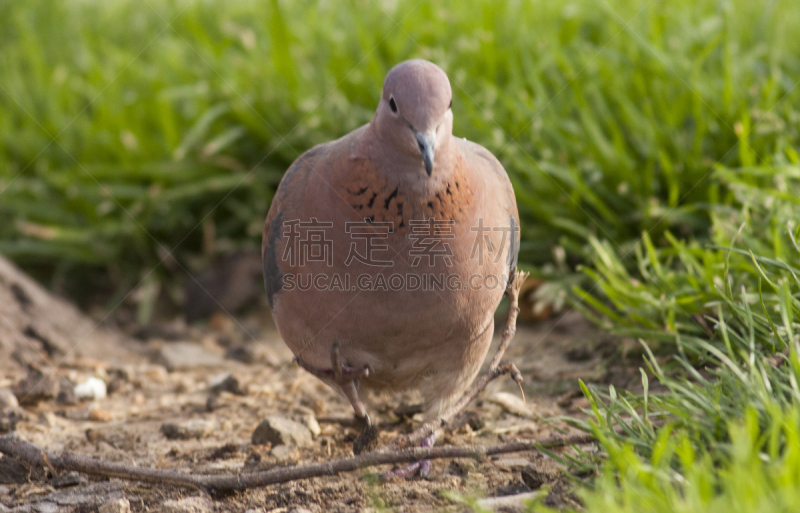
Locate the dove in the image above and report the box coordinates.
[262,59,519,477]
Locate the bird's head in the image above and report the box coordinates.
[373,59,453,177]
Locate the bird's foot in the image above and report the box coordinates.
[353,421,380,455]
[382,458,433,480]
[382,433,435,480]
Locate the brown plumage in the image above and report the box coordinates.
[262,60,519,476]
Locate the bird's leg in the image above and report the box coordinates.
[295,342,372,424]
[295,342,378,453]
[382,431,436,480]
[330,342,371,426]
[399,270,530,447]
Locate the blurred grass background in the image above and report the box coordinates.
[3,0,800,510]
[2,0,798,296]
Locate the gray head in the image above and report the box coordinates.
[372,60,453,176]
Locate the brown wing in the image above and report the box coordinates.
[261,145,326,309]
[456,138,520,285]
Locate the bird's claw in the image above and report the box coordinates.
[381,432,436,480]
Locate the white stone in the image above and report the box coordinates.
[303,414,321,437]
[488,392,533,418]
[74,377,107,401]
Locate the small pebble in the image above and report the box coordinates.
[12,369,57,406]
[74,377,107,401]
[85,429,106,443]
[205,395,219,412]
[225,343,256,364]
[0,408,24,433]
[158,496,212,513]
[157,342,224,371]
[303,414,321,438]
[56,386,78,405]
[37,411,57,428]
[488,392,533,418]
[23,502,58,513]
[252,416,313,447]
[161,420,213,440]
[521,465,557,490]
[0,389,19,410]
[107,375,126,395]
[491,456,530,470]
[144,365,169,383]
[88,408,113,423]
[99,498,131,513]
[209,372,245,395]
[270,444,297,461]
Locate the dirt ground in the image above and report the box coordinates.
[0,300,639,512]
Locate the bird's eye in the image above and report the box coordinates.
[448,98,452,109]
[389,96,398,113]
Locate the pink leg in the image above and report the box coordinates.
[382,431,436,480]
[295,342,372,426]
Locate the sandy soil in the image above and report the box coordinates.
[0,306,637,512]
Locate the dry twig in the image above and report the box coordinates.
[0,431,593,492]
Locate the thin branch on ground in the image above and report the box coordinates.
[0,431,593,492]
[400,269,529,446]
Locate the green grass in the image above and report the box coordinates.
[525,165,800,512]
[3,0,800,511]
[2,0,799,288]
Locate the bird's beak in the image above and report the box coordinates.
[415,130,436,177]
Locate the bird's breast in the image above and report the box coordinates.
[268,149,511,386]
[343,153,476,234]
